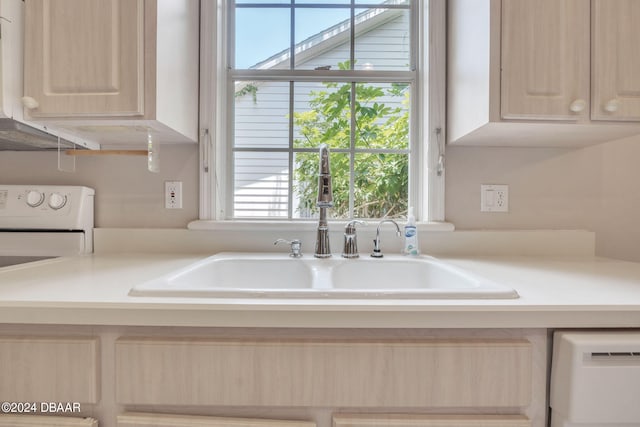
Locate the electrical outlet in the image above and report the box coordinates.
[165,181,183,209]
[481,184,508,212]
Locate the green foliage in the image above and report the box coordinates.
[293,65,409,219]
[234,83,258,103]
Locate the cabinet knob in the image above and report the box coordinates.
[569,99,586,113]
[604,99,620,113]
[21,96,40,110]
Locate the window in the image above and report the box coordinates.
[199,0,445,223]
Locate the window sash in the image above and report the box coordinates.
[231,1,414,73]
[198,0,445,223]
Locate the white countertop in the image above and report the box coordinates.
[1,252,640,328]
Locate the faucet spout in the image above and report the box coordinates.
[315,144,333,258]
[371,219,401,258]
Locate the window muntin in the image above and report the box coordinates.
[229,0,415,220]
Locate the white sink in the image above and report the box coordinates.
[330,256,518,299]
[129,253,315,298]
[129,253,518,299]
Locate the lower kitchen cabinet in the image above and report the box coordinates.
[0,415,97,426]
[332,414,531,427]
[0,326,546,427]
[117,412,316,427]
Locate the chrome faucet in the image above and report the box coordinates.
[371,219,401,258]
[342,220,366,258]
[274,238,303,258]
[314,144,333,258]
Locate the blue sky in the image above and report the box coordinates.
[235,7,350,68]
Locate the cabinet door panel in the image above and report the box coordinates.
[0,336,99,403]
[501,0,590,120]
[24,0,144,117]
[592,0,640,121]
[115,338,532,408]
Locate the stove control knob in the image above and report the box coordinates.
[26,190,45,207]
[48,192,67,210]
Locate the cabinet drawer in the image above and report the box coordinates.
[0,337,99,403]
[0,415,97,426]
[117,412,315,427]
[333,414,531,427]
[116,338,531,407]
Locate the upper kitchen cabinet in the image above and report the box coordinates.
[591,0,640,121]
[24,0,144,118]
[448,0,640,147]
[501,0,590,121]
[23,0,198,147]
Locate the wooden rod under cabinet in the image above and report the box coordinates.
[65,149,148,156]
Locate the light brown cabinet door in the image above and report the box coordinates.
[592,0,640,121]
[0,336,99,403]
[115,337,532,408]
[24,0,145,118]
[500,0,590,120]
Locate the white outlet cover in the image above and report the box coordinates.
[165,181,183,209]
[481,184,508,212]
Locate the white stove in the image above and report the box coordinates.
[0,185,95,267]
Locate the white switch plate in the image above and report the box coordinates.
[165,181,183,209]
[481,184,508,212]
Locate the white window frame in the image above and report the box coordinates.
[193,0,447,229]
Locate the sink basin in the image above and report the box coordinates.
[330,256,518,299]
[129,253,518,299]
[129,253,315,298]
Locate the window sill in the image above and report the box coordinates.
[187,219,455,232]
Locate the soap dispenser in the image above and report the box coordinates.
[402,207,420,255]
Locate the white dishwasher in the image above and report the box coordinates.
[550,331,640,427]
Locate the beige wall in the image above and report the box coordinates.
[446,145,599,231]
[446,134,640,262]
[2,135,640,261]
[591,136,640,261]
[0,145,199,228]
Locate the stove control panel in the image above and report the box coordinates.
[0,185,95,230]
[23,190,67,210]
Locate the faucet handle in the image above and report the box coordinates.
[342,220,366,258]
[344,220,366,234]
[274,238,303,258]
